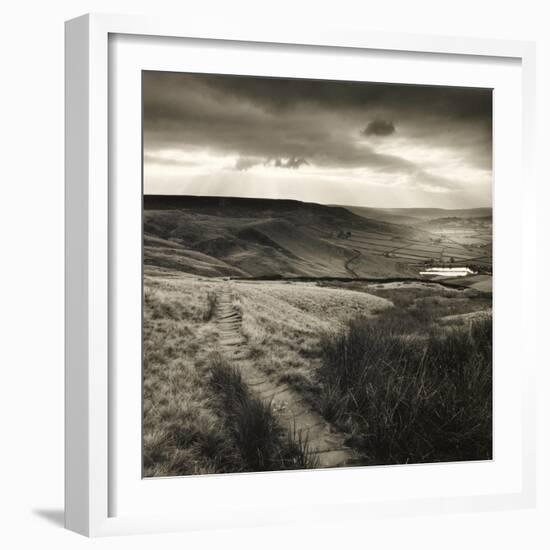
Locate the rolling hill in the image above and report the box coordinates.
[144,195,492,278]
[143,195,427,278]
[345,205,492,224]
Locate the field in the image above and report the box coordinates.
[144,195,493,278]
[345,205,493,271]
[143,196,493,476]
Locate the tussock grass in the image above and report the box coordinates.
[317,312,492,464]
[282,422,320,470]
[144,274,492,474]
[209,354,318,471]
[236,281,391,391]
[202,291,218,322]
[361,283,491,321]
[143,275,235,477]
[143,276,318,476]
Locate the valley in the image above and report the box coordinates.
[143,195,493,476]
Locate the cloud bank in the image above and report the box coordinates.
[143,72,492,208]
[362,120,396,136]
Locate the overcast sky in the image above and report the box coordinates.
[143,71,492,209]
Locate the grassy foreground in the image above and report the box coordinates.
[143,273,492,475]
[209,355,319,471]
[142,275,319,476]
[317,311,493,464]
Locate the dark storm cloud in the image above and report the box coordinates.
[362,120,396,137]
[235,156,262,171]
[274,157,309,169]
[159,73,491,121]
[143,71,492,188]
[234,156,309,171]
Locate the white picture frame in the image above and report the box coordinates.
[65,13,537,537]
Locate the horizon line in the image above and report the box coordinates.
[143,193,492,211]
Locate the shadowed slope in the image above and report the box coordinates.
[144,195,420,278]
[215,283,356,467]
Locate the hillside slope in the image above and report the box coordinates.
[346,205,492,224]
[144,195,422,278]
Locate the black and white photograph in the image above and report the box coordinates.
[2,0,546,544]
[142,71,493,477]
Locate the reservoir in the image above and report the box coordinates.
[419,267,475,278]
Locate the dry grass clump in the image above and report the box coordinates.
[143,275,318,475]
[144,274,221,323]
[202,291,218,322]
[317,311,492,465]
[238,289,327,394]
[235,281,391,390]
[209,354,318,471]
[143,275,232,477]
[144,272,492,473]
[361,283,491,321]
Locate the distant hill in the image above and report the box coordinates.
[143,195,425,278]
[344,205,492,225]
[341,206,420,226]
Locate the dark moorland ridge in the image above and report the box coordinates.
[143,195,492,279]
[145,194,374,224]
[145,195,491,219]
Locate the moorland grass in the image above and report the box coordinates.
[236,281,390,390]
[144,274,493,474]
[317,311,493,464]
[142,276,236,477]
[209,354,319,471]
[143,276,319,476]
[202,290,218,322]
[323,281,492,321]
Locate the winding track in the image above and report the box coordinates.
[344,248,361,278]
[216,283,355,468]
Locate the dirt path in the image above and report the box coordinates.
[216,283,354,468]
[344,249,361,278]
[216,287,248,360]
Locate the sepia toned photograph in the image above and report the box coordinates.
[142,71,493,477]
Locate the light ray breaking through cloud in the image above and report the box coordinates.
[143,72,492,208]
